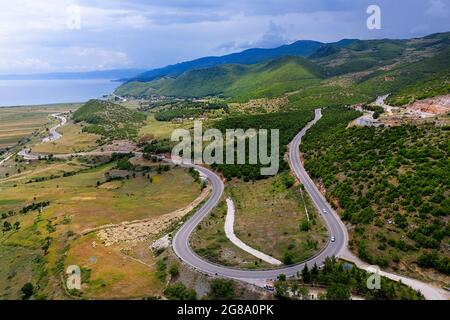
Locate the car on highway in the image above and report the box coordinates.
[323,208,328,214]
[264,282,275,291]
[331,236,336,242]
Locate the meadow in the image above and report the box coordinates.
[0,104,78,148]
[0,158,202,299]
[191,174,327,269]
[139,115,195,140]
[31,122,100,154]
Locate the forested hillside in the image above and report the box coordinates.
[116,32,450,104]
[301,107,450,275]
[117,56,323,100]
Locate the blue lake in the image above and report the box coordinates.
[0,79,120,107]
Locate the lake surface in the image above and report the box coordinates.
[0,79,120,107]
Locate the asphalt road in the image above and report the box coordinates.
[172,108,347,282]
[43,113,67,142]
[14,108,447,298]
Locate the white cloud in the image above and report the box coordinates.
[0,46,130,73]
[0,0,448,74]
[426,0,449,18]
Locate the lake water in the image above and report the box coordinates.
[0,79,120,107]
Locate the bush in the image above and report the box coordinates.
[169,264,179,277]
[209,279,235,300]
[325,283,351,300]
[300,219,310,232]
[21,282,34,300]
[283,251,295,265]
[164,283,197,300]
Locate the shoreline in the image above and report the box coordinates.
[0,102,83,109]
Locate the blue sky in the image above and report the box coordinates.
[0,0,449,74]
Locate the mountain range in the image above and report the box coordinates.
[116,32,450,103]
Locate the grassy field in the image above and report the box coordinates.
[65,233,164,299]
[191,174,327,269]
[191,199,273,269]
[0,245,39,300]
[32,122,100,154]
[0,163,202,232]
[139,115,195,140]
[0,158,86,182]
[0,159,202,299]
[0,104,78,148]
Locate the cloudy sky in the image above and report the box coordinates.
[1,0,449,74]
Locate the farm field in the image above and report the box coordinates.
[65,233,164,299]
[0,163,202,232]
[0,104,78,148]
[0,159,202,299]
[139,115,195,140]
[31,122,100,154]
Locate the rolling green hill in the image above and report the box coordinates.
[126,40,323,82]
[73,100,146,141]
[312,32,450,77]
[286,39,450,109]
[356,48,450,105]
[117,56,323,100]
[117,32,450,103]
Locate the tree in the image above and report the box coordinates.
[209,279,235,300]
[169,264,179,277]
[164,282,196,300]
[291,283,310,300]
[301,265,311,283]
[2,221,12,232]
[283,251,294,265]
[274,281,289,299]
[325,283,351,300]
[277,274,286,281]
[310,263,319,282]
[296,285,310,300]
[21,282,34,300]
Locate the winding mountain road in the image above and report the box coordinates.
[18,113,68,160]
[172,109,346,283]
[15,108,448,299]
[42,113,67,142]
[171,108,449,300]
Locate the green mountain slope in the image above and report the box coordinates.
[154,64,249,97]
[225,56,323,100]
[73,100,146,141]
[117,56,323,100]
[301,106,450,276]
[312,32,450,77]
[287,38,450,109]
[356,48,450,105]
[116,32,450,104]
